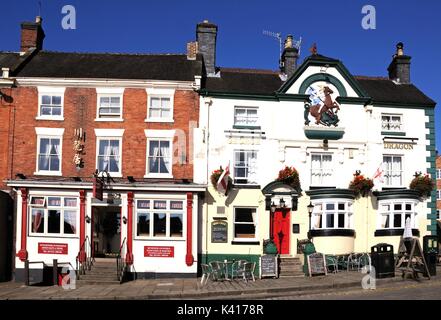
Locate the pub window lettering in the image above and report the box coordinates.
[29,196,78,236]
[136,199,184,238]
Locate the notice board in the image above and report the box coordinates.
[307,253,327,277]
[260,254,278,278]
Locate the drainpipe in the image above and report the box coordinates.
[186,192,194,266]
[16,188,28,261]
[126,192,134,265]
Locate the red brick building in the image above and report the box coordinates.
[1,17,208,282]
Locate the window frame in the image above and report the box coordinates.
[436,169,441,180]
[311,200,353,230]
[95,137,123,177]
[377,200,418,230]
[95,93,124,121]
[233,149,258,185]
[144,129,175,179]
[383,154,404,187]
[233,207,258,242]
[28,196,79,237]
[146,95,174,123]
[36,87,65,121]
[310,153,334,187]
[437,190,441,200]
[233,106,259,128]
[381,113,403,132]
[134,199,185,240]
[34,128,64,176]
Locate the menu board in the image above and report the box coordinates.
[211,221,228,243]
[260,254,278,278]
[307,253,327,277]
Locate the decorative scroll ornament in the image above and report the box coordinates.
[73,128,85,169]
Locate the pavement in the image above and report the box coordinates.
[0,267,440,300]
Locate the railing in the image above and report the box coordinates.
[24,260,47,286]
[76,236,94,280]
[117,237,128,283]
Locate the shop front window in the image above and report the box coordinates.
[29,196,78,236]
[135,199,184,239]
[378,201,417,229]
[311,200,353,230]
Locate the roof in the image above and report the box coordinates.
[205,67,283,95]
[0,52,21,69]
[12,51,203,81]
[355,77,435,106]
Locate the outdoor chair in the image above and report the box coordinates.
[200,264,213,286]
[358,253,372,273]
[231,260,248,279]
[347,253,362,271]
[237,262,256,282]
[325,255,338,273]
[209,261,225,281]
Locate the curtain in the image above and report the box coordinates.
[160,141,170,173]
[51,139,60,171]
[32,209,43,233]
[99,140,110,171]
[392,157,402,185]
[149,141,160,173]
[64,211,76,234]
[322,155,332,185]
[247,152,257,183]
[381,214,389,229]
[110,140,120,172]
[39,138,50,171]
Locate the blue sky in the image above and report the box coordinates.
[1,0,440,150]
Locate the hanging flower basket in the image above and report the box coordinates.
[210,167,233,191]
[276,166,301,192]
[409,172,434,198]
[349,171,374,198]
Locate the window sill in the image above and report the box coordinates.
[374,229,420,237]
[232,125,261,130]
[94,118,124,122]
[144,174,173,179]
[35,116,64,121]
[34,171,62,176]
[28,234,79,239]
[100,172,122,178]
[308,229,355,237]
[231,240,260,245]
[232,183,261,189]
[381,131,406,136]
[145,118,174,123]
[134,237,185,241]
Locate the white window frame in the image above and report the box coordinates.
[144,129,175,178]
[383,154,404,187]
[233,149,258,185]
[310,153,334,187]
[437,190,441,200]
[436,169,441,180]
[134,199,185,240]
[233,106,259,128]
[311,200,353,230]
[95,88,124,121]
[377,200,418,230]
[94,129,124,178]
[28,196,79,237]
[36,87,65,121]
[233,207,258,241]
[145,88,175,123]
[34,127,64,176]
[381,113,403,132]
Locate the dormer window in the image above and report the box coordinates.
[233,106,259,129]
[381,114,402,132]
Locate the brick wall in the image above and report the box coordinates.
[8,86,199,181]
[0,88,13,189]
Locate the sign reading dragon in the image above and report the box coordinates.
[304,85,340,127]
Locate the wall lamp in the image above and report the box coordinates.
[85,215,91,224]
[122,216,127,224]
[127,176,135,183]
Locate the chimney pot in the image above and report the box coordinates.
[280,35,299,79]
[388,42,411,84]
[187,41,198,60]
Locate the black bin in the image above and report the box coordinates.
[371,243,395,278]
[423,235,438,276]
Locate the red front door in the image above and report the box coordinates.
[273,210,290,254]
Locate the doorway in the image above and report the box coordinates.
[92,206,121,257]
[272,209,290,255]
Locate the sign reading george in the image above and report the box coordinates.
[144,246,174,258]
[384,142,414,150]
[38,243,68,255]
[93,177,104,201]
[260,254,278,278]
[211,221,228,243]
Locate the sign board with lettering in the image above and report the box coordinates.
[384,142,414,150]
[260,254,278,278]
[307,253,327,277]
[144,246,174,258]
[38,243,68,255]
[211,221,228,243]
[93,177,104,201]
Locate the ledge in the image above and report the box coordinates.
[304,126,345,140]
[308,229,355,238]
[373,189,420,201]
[306,188,355,200]
[374,229,420,237]
[232,184,261,189]
[231,241,260,245]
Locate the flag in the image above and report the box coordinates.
[372,162,384,183]
[216,162,230,195]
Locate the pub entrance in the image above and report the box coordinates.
[92,206,121,257]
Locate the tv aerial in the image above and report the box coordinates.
[263,30,283,59]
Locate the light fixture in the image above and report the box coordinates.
[122,217,127,224]
[127,176,135,183]
[279,198,286,208]
[307,202,314,240]
[307,202,314,215]
[85,215,91,224]
[323,139,329,148]
[270,201,276,213]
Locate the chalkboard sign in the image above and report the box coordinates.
[260,254,278,278]
[307,253,327,277]
[211,221,228,243]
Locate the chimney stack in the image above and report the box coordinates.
[187,41,198,60]
[388,42,411,84]
[280,35,299,79]
[20,16,45,53]
[196,20,218,76]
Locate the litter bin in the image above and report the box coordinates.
[423,235,438,276]
[303,242,316,275]
[371,243,395,278]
